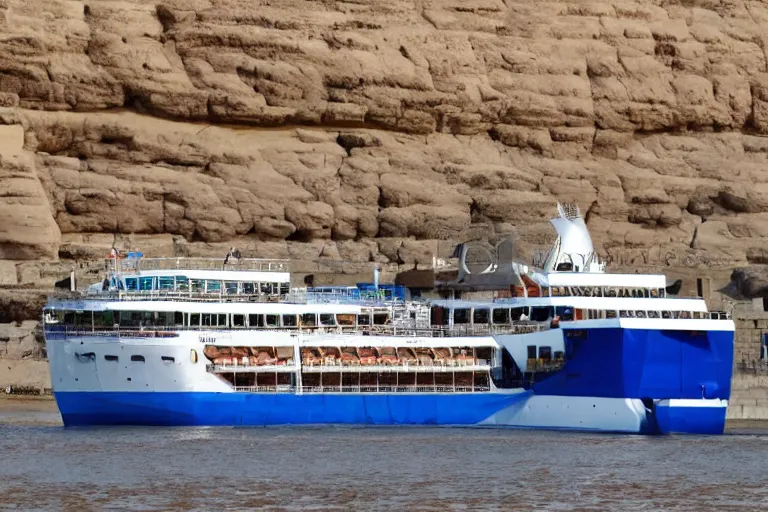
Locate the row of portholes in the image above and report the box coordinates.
[75,351,199,364]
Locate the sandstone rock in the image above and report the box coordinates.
[2,0,768,314]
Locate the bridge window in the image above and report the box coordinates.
[139,276,153,291]
[357,313,371,326]
[283,314,298,327]
[373,313,389,325]
[266,314,279,327]
[125,277,138,291]
[206,280,221,293]
[159,276,174,290]
[555,306,574,321]
[530,306,553,322]
[280,283,290,295]
[224,281,238,294]
[174,312,184,325]
[473,309,489,324]
[300,313,316,327]
[320,314,336,326]
[242,282,255,294]
[191,279,204,293]
[249,314,265,328]
[453,308,470,324]
[510,307,528,321]
[175,276,188,291]
[492,308,509,324]
[189,313,200,326]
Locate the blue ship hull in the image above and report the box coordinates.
[50,325,734,435]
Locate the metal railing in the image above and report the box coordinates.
[300,363,492,373]
[228,385,491,393]
[300,385,490,393]
[83,290,289,303]
[208,363,297,373]
[44,322,549,340]
[104,257,291,273]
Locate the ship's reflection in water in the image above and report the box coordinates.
[0,425,767,511]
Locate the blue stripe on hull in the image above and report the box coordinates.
[54,392,527,427]
[654,404,727,435]
[535,327,733,401]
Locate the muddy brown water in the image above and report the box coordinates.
[1,399,767,511]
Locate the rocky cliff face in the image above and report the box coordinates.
[3,0,768,281]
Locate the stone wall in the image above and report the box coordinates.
[727,301,768,420]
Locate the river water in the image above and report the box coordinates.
[1,403,767,511]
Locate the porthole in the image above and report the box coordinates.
[131,355,145,363]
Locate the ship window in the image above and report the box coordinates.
[357,313,371,326]
[218,314,227,326]
[266,314,279,327]
[320,313,336,326]
[159,276,175,290]
[261,283,273,294]
[190,313,200,326]
[190,349,198,363]
[125,278,138,291]
[105,355,118,362]
[619,310,628,318]
[606,310,617,319]
[232,314,245,327]
[530,306,553,322]
[191,279,204,293]
[555,306,574,321]
[280,283,290,295]
[538,346,552,361]
[175,276,188,291]
[139,276,153,291]
[492,308,510,324]
[131,355,145,363]
[373,313,389,325]
[75,352,95,362]
[336,314,355,326]
[242,282,255,294]
[472,309,489,324]
[526,345,536,359]
[249,314,264,328]
[174,312,184,325]
[282,314,297,327]
[453,308,470,324]
[202,313,213,326]
[225,281,238,295]
[301,313,316,327]
[206,280,221,294]
[510,307,528,321]
[162,356,175,363]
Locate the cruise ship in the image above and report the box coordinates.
[42,204,735,434]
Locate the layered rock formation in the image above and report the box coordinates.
[3,0,768,294]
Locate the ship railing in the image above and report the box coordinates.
[43,322,549,340]
[300,363,492,373]
[83,290,289,303]
[300,385,490,393]
[103,257,291,274]
[43,327,181,340]
[233,385,295,393]
[208,363,298,373]
[228,385,491,393]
